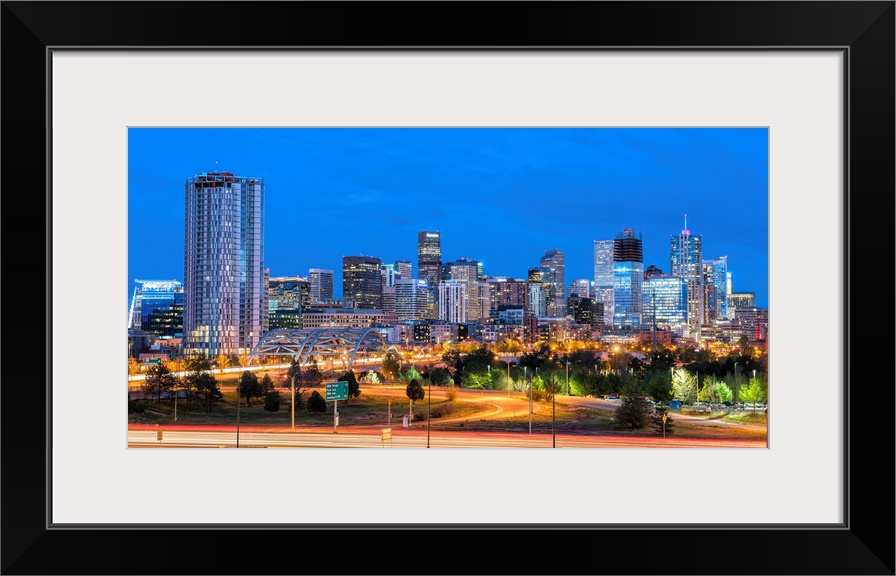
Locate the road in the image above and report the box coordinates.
[128,428,765,449]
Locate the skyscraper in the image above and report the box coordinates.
[528,267,554,315]
[540,249,565,315]
[642,275,688,331]
[183,171,265,358]
[567,279,591,299]
[703,256,729,319]
[267,276,309,312]
[128,279,184,334]
[442,258,482,321]
[417,231,441,318]
[343,256,383,310]
[613,228,643,328]
[593,239,615,328]
[395,260,413,281]
[395,279,431,321]
[438,280,468,323]
[309,268,335,303]
[670,214,703,333]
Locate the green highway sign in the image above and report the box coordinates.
[325,381,348,401]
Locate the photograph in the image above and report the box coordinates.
[127,127,770,449]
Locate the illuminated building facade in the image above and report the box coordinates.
[417,231,441,318]
[613,228,643,328]
[593,239,615,327]
[309,268,334,303]
[641,275,688,331]
[183,171,265,358]
[342,256,383,310]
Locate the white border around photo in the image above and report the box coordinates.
[51,51,842,525]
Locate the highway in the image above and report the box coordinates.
[128,428,765,449]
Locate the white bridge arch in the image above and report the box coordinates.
[247,328,388,372]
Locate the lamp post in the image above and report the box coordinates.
[565,360,571,396]
[236,372,241,449]
[291,371,296,430]
[734,361,739,405]
[528,368,533,435]
[551,373,556,448]
[427,379,431,448]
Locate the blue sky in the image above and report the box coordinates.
[128,128,769,307]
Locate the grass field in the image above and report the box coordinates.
[129,383,767,442]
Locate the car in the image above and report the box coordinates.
[605,394,620,401]
[722,401,734,407]
[668,399,682,410]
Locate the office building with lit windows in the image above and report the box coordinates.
[267,276,310,312]
[395,278,431,321]
[703,256,728,319]
[343,256,383,310]
[612,228,643,328]
[487,277,529,314]
[641,275,688,331]
[540,249,565,314]
[309,268,335,303]
[417,231,441,318]
[593,239,615,327]
[395,260,413,281]
[438,280,468,323]
[442,258,482,321]
[567,279,591,299]
[183,171,266,358]
[670,215,703,334]
[128,279,184,336]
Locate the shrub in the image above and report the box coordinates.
[615,396,653,429]
[306,390,328,413]
[446,386,458,402]
[430,403,456,418]
[263,389,282,412]
[128,400,146,414]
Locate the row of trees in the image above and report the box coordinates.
[378,343,769,405]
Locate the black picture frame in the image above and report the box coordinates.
[2,2,893,575]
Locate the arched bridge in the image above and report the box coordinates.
[247,328,388,372]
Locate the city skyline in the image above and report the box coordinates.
[128,128,769,308]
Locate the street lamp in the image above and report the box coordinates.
[551,373,556,448]
[734,361,739,404]
[427,378,431,448]
[291,370,297,430]
[565,360,571,396]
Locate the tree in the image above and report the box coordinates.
[615,396,652,429]
[127,356,141,376]
[193,372,223,412]
[142,363,176,406]
[216,354,231,374]
[738,377,766,409]
[651,406,675,435]
[263,389,282,412]
[671,368,698,405]
[406,379,425,418]
[645,371,673,403]
[382,351,401,380]
[428,367,453,387]
[306,390,327,413]
[261,373,275,391]
[362,370,382,384]
[404,367,421,383]
[713,381,734,403]
[184,354,214,410]
[239,370,264,406]
[339,371,360,402]
[237,354,250,368]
